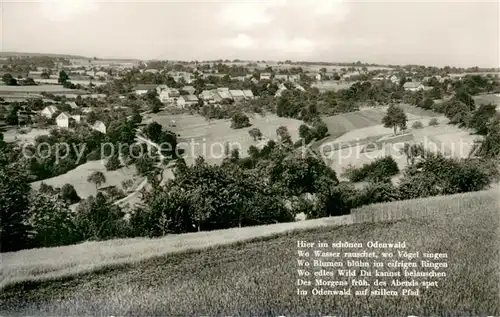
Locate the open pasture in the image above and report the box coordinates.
[2,127,51,144]
[30,161,141,199]
[148,112,303,165]
[0,84,76,93]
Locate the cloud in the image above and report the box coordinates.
[227,34,256,49]
[39,0,99,22]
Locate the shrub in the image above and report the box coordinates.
[60,184,81,204]
[411,121,424,129]
[105,155,121,171]
[231,113,251,129]
[344,156,399,183]
[428,118,439,126]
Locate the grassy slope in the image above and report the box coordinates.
[1,189,498,316]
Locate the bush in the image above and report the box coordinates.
[343,156,399,183]
[428,118,439,126]
[411,121,424,129]
[105,155,121,171]
[60,184,81,204]
[231,113,251,129]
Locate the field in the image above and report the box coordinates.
[30,160,142,200]
[2,127,51,144]
[1,188,498,316]
[311,80,352,92]
[0,84,76,93]
[473,93,500,109]
[147,112,304,165]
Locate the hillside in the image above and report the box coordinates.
[1,188,498,316]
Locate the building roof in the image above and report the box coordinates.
[229,90,245,98]
[242,90,254,98]
[67,101,78,109]
[403,82,423,88]
[57,112,71,119]
[93,120,106,128]
[218,90,232,99]
[183,95,199,102]
[134,84,158,91]
[43,105,59,114]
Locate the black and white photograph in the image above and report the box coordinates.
[0,0,499,316]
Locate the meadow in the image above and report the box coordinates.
[148,112,303,165]
[0,84,76,93]
[1,188,498,316]
[30,160,142,200]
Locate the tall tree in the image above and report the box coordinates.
[382,104,407,134]
[87,171,106,192]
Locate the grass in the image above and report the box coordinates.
[2,127,51,144]
[0,84,76,93]
[1,188,498,316]
[147,112,304,165]
[30,160,142,199]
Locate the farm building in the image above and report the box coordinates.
[403,82,425,91]
[159,88,180,103]
[56,112,72,128]
[229,90,245,101]
[40,105,59,119]
[182,85,196,95]
[242,90,254,99]
[134,84,158,95]
[260,73,271,80]
[177,95,199,108]
[92,120,107,134]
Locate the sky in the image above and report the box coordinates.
[1,0,499,67]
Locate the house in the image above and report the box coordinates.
[92,120,107,134]
[260,73,271,80]
[389,75,399,84]
[159,88,180,103]
[217,88,232,100]
[95,71,108,78]
[403,82,425,91]
[177,95,199,108]
[275,83,288,97]
[242,90,254,99]
[294,83,305,91]
[144,69,159,74]
[229,90,245,101]
[134,84,158,95]
[71,114,81,123]
[274,74,288,81]
[182,85,196,95]
[315,73,322,81]
[56,112,72,128]
[41,105,59,119]
[199,90,214,102]
[287,74,300,83]
[251,78,259,84]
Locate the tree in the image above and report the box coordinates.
[2,73,17,86]
[0,157,32,252]
[87,171,106,192]
[105,155,122,171]
[382,104,407,134]
[60,183,81,204]
[248,128,263,141]
[411,121,424,129]
[28,192,79,248]
[299,124,311,140]
[231,113,251,129]
[276,126,292,144]
[469,103,497,135]
[58,70,69,84]
[429,118,439,126]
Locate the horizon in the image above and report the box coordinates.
[2,0,499,68]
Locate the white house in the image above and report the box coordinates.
[134,84,158,95]
[40,105,59,119]
[229,90,246,101]
[56,112,72,128]
[92,120,107,134]
[159,88,180,103]
[403,82,425,91]
[242,89,254,99]
[315,73,322,81]
[275,83,288,97]
[260,73,271,80]
[177,95,199,108]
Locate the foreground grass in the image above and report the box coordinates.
[1,189,498,316]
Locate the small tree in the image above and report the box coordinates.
[382,104,407,135]
[87,171,106,193]
[248,128,263,141]
[105,155,122,171]
[299,124,311,140]
[60,183,81,204]
[231,113,251,129]
[276,126,292,144]
[411,121,424,129]
[429,118,439,126]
